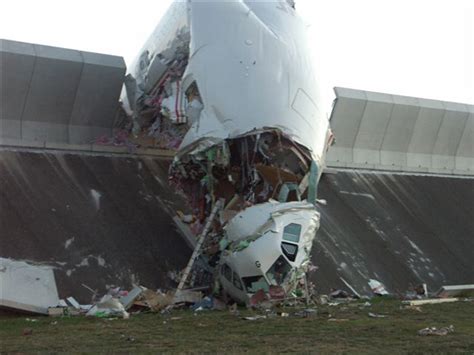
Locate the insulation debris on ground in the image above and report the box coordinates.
[418,325,455,336]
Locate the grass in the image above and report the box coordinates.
[1,299,473,353]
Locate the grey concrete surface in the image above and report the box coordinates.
[0,39,126,145]
[311,170,474,295]
[327,87,474,176]
[0,40,36,138]
[455,107,473,173]
[1,150,472,299]
[0,151,191,302]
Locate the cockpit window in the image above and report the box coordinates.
[283,223,301,243]
[266,256,292,285]
[242,276,270,293]
[222,264,233,282]
[281,242,298,262]
[232,272,243,291]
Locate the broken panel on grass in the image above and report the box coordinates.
[0,258,60,315]
[123,0,332,304]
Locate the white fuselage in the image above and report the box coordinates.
[124,0,331,303]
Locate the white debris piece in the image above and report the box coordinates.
[64,237,75,249]
[435,284,474,298]
[90,189,102,211]
[368,279,389,296]
[86,295,129,319]
[0,258,59,314]
[66,297,81,309]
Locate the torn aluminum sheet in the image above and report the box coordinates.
[0,258,60,315]
[123,1,332,304]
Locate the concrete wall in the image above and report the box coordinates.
[327,87,474,176]
[1,150,472,298]
[0,39,126,145]
[312,171,474,295]
[0,151,191,302]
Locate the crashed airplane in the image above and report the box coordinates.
[123,0,333,304]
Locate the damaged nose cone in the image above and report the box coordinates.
[218,201,320,304]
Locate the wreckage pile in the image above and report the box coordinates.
[170,130,316,251]
[3,257,472,325]
[171,131,314,222]
[115,1,325,304]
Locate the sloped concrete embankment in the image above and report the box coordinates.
[0,150,191,302]
[311,171,474,296]
[1,150,473,300]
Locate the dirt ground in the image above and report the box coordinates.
[1,298,473,353]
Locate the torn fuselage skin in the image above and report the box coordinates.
[123,1,331,304]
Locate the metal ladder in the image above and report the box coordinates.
[175,199,224,296]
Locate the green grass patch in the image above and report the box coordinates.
[1,299,473,353]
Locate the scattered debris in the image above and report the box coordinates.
[402,305,423,312]
[191,296,213,311]
[86,295,129,319]
[66,297,81,310]
[368,279,389,296]
[368,312,387,318]
[121,334,136,342]
[48,307,65,317]
[133,289,173,312]
[403,298,459,306]
[174,290,203,305]
[435,284,474,298]
[404,283,429,300]
[294,308,317,318]
[242,315,267,321]
[418,325,454,336]
[249,289,268,307]
[330,289,350,299]
[318,295,329,305]
[228,303,238,314]
[22,328,33,336]
[339,277,361,299]
[120,286,144,310]
[269,286,286,300]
